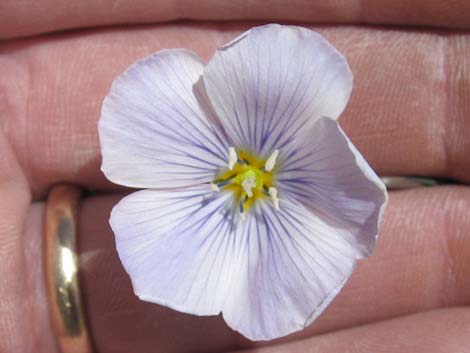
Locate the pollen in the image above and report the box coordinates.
[212,148,280,215]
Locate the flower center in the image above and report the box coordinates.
[211,148,280,216]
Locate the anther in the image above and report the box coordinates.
[228,147,238,170]
[268,187,280,210]
[265,149,279,172]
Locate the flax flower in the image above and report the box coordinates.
[99,24,388,341]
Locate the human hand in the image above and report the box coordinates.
[1,1,470,352]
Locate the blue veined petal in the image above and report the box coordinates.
[203,24,352,157]
[99,49,230,188]
[111,184,363,341]
[222,197,358,340]
[277,117,388,257]
[110,185,241,316]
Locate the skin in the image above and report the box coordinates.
[1,2,470,353]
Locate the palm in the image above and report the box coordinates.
[1,6,469,353]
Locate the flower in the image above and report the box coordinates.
[98,24,388,341]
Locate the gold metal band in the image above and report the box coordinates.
[45,185,93,353]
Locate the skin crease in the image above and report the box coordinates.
[1,7,470,353]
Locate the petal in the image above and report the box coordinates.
[111,185,363,341]
[110,185,240,316]
[99,49,229,188]
[278,117,388,257]
[222,198,358,340]
[203,24,352,156]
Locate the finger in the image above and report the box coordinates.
[235,308,470,353]
[1,25,469,198]
[0,131,57,353]
[76,186,470,352]
[2,0,470,39]
[3,25,470,196]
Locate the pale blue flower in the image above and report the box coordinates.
[98,24,387,341]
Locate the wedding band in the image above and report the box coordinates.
[45,185,93,353]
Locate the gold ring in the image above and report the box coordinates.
[45,185,94,353]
